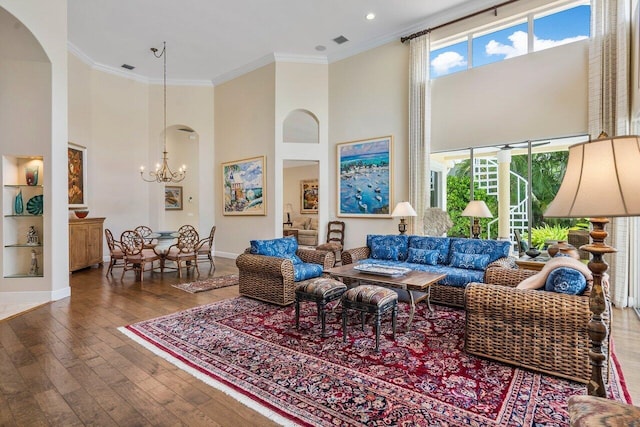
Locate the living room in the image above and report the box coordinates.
[2,0,640,425]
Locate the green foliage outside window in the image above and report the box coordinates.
[446,175,497,239]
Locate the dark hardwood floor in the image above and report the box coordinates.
[1,258,638,426]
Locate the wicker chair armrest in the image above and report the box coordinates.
[236,253,294,279]
[466,282,590,318]
[297,249,335,269]
[487,256,517,270]
[341,246,370,265]
[483,266,537,288]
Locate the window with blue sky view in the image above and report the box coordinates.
[430,3,590,78]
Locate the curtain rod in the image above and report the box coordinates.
[400,0,521,43]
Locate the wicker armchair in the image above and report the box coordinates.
[341,246,514,308]
[464,266,610,383]
[237,248,335,306]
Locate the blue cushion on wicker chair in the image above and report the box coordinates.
[293,263,324,282]
[250,237,302,264]
[544,267,587,295]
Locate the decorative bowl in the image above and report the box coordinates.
[74,210,89,219]
[525,248,541,259]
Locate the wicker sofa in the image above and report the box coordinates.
[464,266,610,383]
[341,234,513,307]
[236,240,335,306]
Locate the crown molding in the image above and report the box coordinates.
[67,42,214,87]
[273,53,328,64]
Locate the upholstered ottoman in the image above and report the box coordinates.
[342,285,398,352]
[568,395,640,426]
[295,277,347,337]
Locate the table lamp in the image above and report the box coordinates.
[391,202,417,234]
[285,203,293,224]
[461,200,493,239]
[544,134,640,397]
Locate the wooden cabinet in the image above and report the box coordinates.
[69,217,105,272]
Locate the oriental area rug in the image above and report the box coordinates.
[119,297,630,426]
[171,274,238,293]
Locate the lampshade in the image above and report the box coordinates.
[285,203,293,213]
[545,135,640,218]
[391,202,417,217]
[461,200,493,218]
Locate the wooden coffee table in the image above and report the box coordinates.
[324,264,446,331]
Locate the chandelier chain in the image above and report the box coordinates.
[140,41,186,183]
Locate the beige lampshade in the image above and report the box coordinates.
[391,202,417,217]
[461,200,493,218]
[545,135,640,218]
[285,203,293,213]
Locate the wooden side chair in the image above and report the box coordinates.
[196,225,216,272]
[104,228,125,276]
[134,225,157,249]
[178,224,196,236]
[165,228,200,278]
[120,230,160,282]
[316,221,345,266]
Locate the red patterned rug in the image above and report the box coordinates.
[119,298,630,426]
[171,274,238,293]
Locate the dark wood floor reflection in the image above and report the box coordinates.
[1,258,638,425]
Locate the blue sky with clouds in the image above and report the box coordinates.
[430,4,590,77]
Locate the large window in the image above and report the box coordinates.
[430,1,590,78]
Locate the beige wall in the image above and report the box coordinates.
[68,54,215,251]
[214,63,276,256]
[0,0,69,303]
[329,42,410,249]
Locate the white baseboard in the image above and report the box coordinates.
[0,286,70,304]
[214,251,240,259]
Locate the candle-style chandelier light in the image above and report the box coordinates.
[140,41,186,183]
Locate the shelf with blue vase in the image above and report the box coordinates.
[2,155,44,278]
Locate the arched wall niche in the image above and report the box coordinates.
[283,109,319,144]
[152,124,200,232]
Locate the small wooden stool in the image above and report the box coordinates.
[568,395,640,426]
[342,285,398,352]
[295,277,347,337]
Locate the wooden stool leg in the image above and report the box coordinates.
[319,301,327,338]
[391,304,397,340]
[295,299,300,330]
[374,311,382,353]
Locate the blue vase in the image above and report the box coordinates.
[14,190,24,215]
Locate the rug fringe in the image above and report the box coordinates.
[117,326,300,426]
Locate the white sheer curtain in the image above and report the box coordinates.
[408,34,431,235]
[588,0,637,307]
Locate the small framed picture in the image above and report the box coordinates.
[300,179,318,214]
[165,186,183,210]
[68,142,88,209]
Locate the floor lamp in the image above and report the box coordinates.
[544,134,640,397]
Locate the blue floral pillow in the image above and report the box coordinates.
[367,234,409,261]
[449,252,490,271]
[250,237,302,264]
[406,248,439,265]
[545,267,587,295]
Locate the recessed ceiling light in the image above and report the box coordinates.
[366,12,376,20]
[315,45,327,52]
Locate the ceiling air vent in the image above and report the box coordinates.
[332,35,349,45]
[121,64,135,70]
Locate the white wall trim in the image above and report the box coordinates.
[0,286,70,304]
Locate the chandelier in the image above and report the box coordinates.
[140,41,186,183]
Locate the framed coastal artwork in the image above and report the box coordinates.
[164,186,183,210]
[300,179,318,214]
[337,135,393,218]
[222,156,266,216]
[68,142,88,209]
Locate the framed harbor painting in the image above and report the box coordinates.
[222,156,266,216]
[300,179,318,214]
[337,135,392,217]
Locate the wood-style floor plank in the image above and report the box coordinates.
[0,256,637,426]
